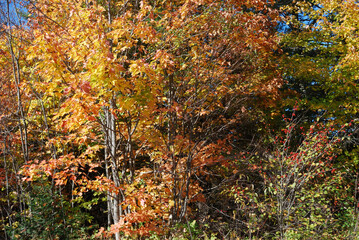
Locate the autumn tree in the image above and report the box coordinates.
[278,0,359,237]
[10,0,359,239]
[5,0,283,238]
[0,1,34,238]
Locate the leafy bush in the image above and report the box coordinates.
[6,183,94,240]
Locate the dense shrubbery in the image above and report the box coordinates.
[1,0,359,239]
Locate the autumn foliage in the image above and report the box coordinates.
[1,0,359,239]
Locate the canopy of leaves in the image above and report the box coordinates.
[1,0,359,239]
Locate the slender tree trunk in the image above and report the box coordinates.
[5,0,30,227]
[103,102,121,240]
[5,0,28,164]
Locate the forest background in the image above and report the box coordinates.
[1,0,359,239]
